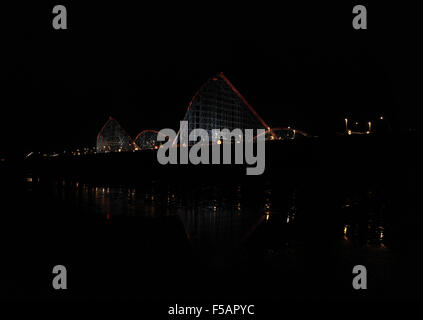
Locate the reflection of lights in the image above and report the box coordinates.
[264,200,271,220]
[343,224,349,239]
[379,226,384,240]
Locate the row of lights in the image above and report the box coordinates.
[27,140,165,159]
[344,116,384,135]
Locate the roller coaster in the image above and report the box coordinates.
[96,73,309,153]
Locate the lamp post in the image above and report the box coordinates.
[344,118,348,134]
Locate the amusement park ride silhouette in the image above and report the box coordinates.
[96,72,308,153]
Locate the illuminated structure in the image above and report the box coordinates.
[262,127,308,141]
[178,72,270,144]
[133,130,166,150]
[96,117,135,153]
[95,73,308,154]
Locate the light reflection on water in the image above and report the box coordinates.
[25,175,389,250]
[47,180,252,247]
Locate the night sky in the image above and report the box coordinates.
[3,2,422,156]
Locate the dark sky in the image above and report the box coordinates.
[3,2,422,155]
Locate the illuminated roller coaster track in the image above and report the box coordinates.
[253,127,308,142]
[133,129,168,150]
[96,73,309,152]
[172,72,274,146]
[96,116,137,153]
